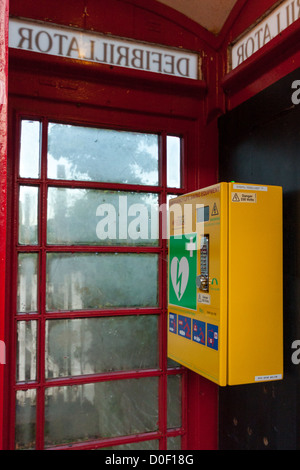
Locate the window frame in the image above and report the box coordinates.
[6,107,192,450]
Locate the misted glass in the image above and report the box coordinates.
[47,123,159,186]
[167,374,182,429]
[15,389,36,450]
[47,188,159,246]
[46,252,158,311]
[167,136,181,188]
[167,436,181,450]
[19,120,41,178]
[19,186,39,245]
[16,321,37,382]
[45,315,159,378]
[17,253,38,313]
[44,378,159,446]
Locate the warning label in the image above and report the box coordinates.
[198,293,211,305]
[231,192,257,203]
[211,203,219,216]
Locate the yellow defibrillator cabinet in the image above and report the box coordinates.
[168,182,283,386]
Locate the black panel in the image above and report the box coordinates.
[219,68,300,450]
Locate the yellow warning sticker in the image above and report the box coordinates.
[231,192,257,203]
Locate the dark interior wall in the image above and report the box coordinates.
[218,68,300,450]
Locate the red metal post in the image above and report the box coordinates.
[0,0,8,451]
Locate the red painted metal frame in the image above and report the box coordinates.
[5,103,196,450]
[0,0,8,452]
[219,0,300,110]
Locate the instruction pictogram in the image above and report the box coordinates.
[207,324,219,351]
[169,313,177,334]
[169,233,197,310]
[192,319,206,345]
[178,316,191,340]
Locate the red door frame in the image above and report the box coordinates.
[0,0,9,452]
[6,96,214,450]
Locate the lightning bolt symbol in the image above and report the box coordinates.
[171,257,189,301]
[176,263,183,299]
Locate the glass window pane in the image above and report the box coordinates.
[46,253,158,311]
[17,253,38,313]
[47,188,159,246]
[44,378,159,446]
[17,321,37,382]
[167,357,181,368]
[19,120,41,178]
[47,123,159,186]
[167,136,181,188]
[167,436,181,450]
[167,375,182,429]
[45,316,159,378]
[19,186,39,245]
[15,389,36,450]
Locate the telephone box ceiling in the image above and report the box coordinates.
[156,0,238,34]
